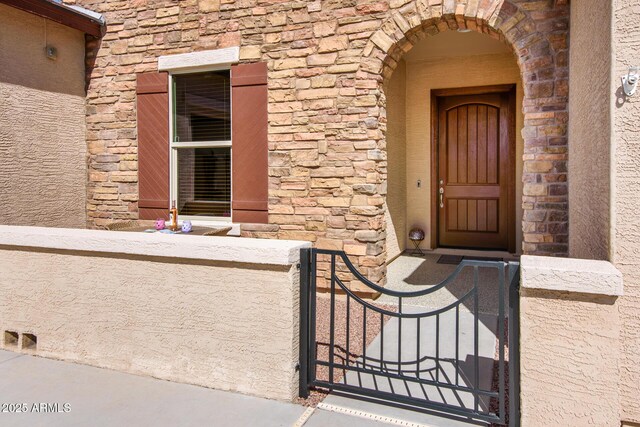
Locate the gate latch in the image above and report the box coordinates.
[622,66,639,96]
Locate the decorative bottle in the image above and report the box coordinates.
[169,200,178,231]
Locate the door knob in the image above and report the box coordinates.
[439,186,444,208]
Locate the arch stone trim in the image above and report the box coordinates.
[363,0,569,257]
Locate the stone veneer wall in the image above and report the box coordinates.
[73,0,569,289]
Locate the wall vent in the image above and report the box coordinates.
[4,331,18,347]
[22,334,37,350]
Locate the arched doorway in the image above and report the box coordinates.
[385,30,525,260]
[360,4,569,265]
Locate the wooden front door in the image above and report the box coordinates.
[433,86,515,252]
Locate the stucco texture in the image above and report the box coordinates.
[520,288,621,426]
[386,33,524,253]
[613,0,640,422]
[0,248,301,401]
[385,59,407,262]
[519,255,623,426]
[0,4,86,228]
[568,0,612,260]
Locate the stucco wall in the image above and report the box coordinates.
[405,52,524,252]
[0,4,86,228]
[385,59,407,262]
[0,227,309,401]
[519,256,623,426]
[568,0,612,260]
[613,0,640,422]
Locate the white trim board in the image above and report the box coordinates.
[158,46,240,73]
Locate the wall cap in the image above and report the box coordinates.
[520,255,623,296]
[0,225,310,266]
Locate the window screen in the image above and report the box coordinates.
[173,71,231,142]
[177,147,231,217]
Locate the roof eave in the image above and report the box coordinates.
[0,0,106,38]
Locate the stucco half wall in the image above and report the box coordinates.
[0,4,87,228]
[519,255,623,426]
[0,226,310,401]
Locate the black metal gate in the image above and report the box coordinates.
[299,248,520,426]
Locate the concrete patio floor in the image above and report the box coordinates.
[380,253,516,314]
[0,350,393,427]
[313,253,509,426]
[322,306,497,427]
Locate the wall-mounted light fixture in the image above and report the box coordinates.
[45,45,57,60]
[622,66,639,96]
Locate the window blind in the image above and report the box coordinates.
[177,147,231,217]
[173,71,231,142]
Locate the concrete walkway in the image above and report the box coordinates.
[381,254,512,315]
[317,254,505,426]
[321,306,497,427]
[0,350,391,427]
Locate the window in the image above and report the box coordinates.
[170,70,231,220]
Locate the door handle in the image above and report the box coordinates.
[439,186,444,208]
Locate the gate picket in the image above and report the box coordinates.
[299,248,520,426]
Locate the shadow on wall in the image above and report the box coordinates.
[0,3,87,97]
[615,85,633,108]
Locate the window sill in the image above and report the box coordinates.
[186,219,241,236]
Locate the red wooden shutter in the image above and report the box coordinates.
[231,62,269,224]
[136,72,170,220]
